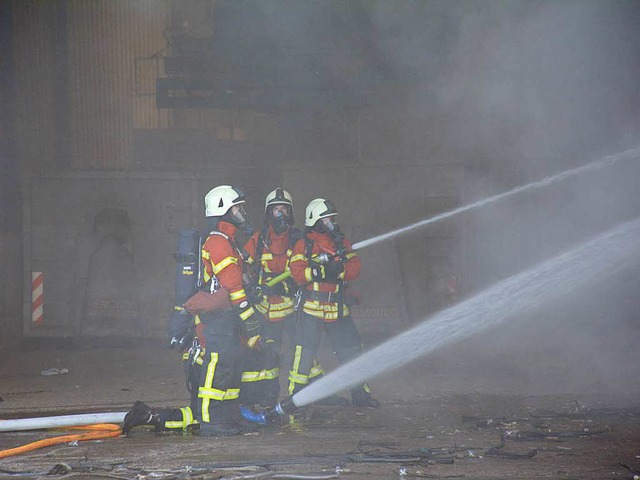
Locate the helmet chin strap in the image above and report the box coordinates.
[240,221,254,235]
[331,228,345,247]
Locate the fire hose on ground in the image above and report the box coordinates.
[0,403,292,460]
[0,412,126,459]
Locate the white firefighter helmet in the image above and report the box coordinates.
[305,198,338,227]
[265,187,293,212]
[204,185,246,217]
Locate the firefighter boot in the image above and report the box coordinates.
[231,406,259,433]
[351,388,380,408]
[122,401,160,434]
[199,403,255,437]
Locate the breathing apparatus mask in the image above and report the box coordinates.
[313,215,343,248]
[315,215,336,235]
[268,204,292,235]
[225,204,254,235]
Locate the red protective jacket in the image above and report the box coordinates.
[289,230,361,321]
[244,225,295,321]
[201,221,251,311]
[244,225,290,278]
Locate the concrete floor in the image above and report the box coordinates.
[1,321,639,480]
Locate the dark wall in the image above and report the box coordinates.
[4,0,640,345]
[0,1,22,346]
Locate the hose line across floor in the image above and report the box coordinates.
[0,423,122,459]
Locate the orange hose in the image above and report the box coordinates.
[0,423,122,459]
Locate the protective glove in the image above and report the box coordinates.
[246,284,263,304]
[245,335,279,359]
[235,300,261,338]
[243,316,262,338]
[246,334,264,350]
[168,309,192,350]
[260,282,288,297]
[310,264,326,282]
[324,258,344,281]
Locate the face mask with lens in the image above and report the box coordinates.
[270,205,291,234]
[319,216,339,235]
[228,204,253,235]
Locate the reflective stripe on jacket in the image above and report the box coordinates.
[289,230,361,321]
[201,221,251,313]
[244,225,295,321]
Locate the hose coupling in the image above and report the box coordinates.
[263,396,298,423]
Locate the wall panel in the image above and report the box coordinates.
[67,0,170,169]
[11,1,58,171]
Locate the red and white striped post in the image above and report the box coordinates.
[31,272,44,325]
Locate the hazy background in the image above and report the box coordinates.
[0,0,638,396]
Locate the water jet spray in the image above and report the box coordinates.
[255,147,640,411]
[258,147,639,293]
[10,150,636,431]
[352,147,640,250]
[293,216,640,406]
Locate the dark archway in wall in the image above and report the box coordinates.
[81,208,142,342]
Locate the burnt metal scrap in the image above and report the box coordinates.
[483,431,537,459]
[356,435,541,464]
[619,462,640,478]
[461,411,608,444]
[461,415,529,428]
[356,441,455,465]
[1,463,341,480]
[505,429,606,441]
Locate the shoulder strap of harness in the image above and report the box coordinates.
[289,227,303,249]
[209,230,251,263]
[254,231,268,284]
[209,230,230,241]
[196,234,204,288]
[255,231,267,261]
[304,234,314,263]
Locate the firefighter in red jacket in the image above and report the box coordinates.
[123,185,263,436]
[243,188,337,406]
[288,198,379,407]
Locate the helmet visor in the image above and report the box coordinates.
[229,204,249,228]
[320,215,338,233]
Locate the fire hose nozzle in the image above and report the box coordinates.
[239,396,299,425]
[263,396,298,423]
